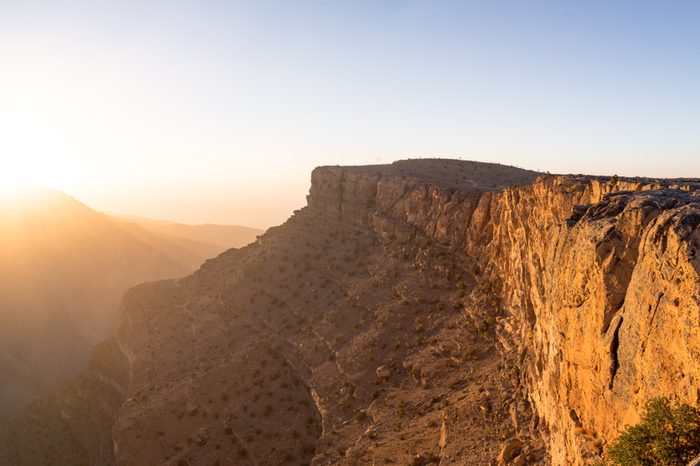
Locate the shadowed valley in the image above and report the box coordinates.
[0,188,262,425]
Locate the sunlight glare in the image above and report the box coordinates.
[0,49,89,196]
[0,109,82,194]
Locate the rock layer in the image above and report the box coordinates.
[3,159,699,465]
[307,162,700,464]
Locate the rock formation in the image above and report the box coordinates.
[0,188,262,424]
[2,159,698,465]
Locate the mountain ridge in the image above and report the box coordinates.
[2,160,699,465]
[0,187,262,425]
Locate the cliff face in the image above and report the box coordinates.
[0,337,129,465]
[485,183,700,464]
[309,163,700,464]
[3,160,699,465]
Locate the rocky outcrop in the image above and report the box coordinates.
[309,163,700,464]
[0,188,261,426]
[3,159,699,465]
[502,186,700,464]
[0,338,129,465]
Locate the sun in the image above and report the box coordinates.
[0,161,39,207]
[0,157,32,197]
[0,148,80,193]
[0,157,42,190]
[0,155,82,212]
[0,155,81,213]
[0,81,85,195]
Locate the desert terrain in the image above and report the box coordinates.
[0,188,262,424]
[2,159,699,465]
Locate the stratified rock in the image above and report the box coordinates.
[4,159,699,466]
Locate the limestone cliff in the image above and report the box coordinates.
[309,162,700,464]
[481,180,700,464]
[3,159,699,465]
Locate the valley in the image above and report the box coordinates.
[2,160,699,465]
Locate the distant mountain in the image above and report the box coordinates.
[110,214,263,264]
[0,188,262,423]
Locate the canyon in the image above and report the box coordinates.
[2,159,699,465]
[0,188,262,424]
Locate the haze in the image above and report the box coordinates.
[1,0,699,227]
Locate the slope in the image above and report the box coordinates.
[0,188,257,424]
[3,160,699,465]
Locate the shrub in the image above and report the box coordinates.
[607,397,700,466]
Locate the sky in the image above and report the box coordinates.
[0,0,699,228]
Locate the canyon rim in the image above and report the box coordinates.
[2,159,699,465]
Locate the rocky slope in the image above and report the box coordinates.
[0,188,261,424]
[3,160,699,465]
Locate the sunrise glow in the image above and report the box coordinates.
[0,1,698,227]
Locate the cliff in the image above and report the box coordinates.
[3,159,699,465]
[309,161,700,464]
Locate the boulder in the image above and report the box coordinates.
[497,438,522,465]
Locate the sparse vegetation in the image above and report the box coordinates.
[16,162,682,466]
[606,397,700,466]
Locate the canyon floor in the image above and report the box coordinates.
[2,159,699,466]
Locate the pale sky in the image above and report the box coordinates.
[1,1,699,228]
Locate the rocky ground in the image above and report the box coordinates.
[2,159,699,466]
[0,188,261,426]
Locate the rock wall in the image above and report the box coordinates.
[470,180,700,464]
[0,337,129,465]
[4,160,699,465]
[308,165,700,464]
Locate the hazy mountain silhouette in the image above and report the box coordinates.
[111,214,263,264]
[0,188,262,423]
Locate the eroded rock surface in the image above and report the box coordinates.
[2,159,699,465]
